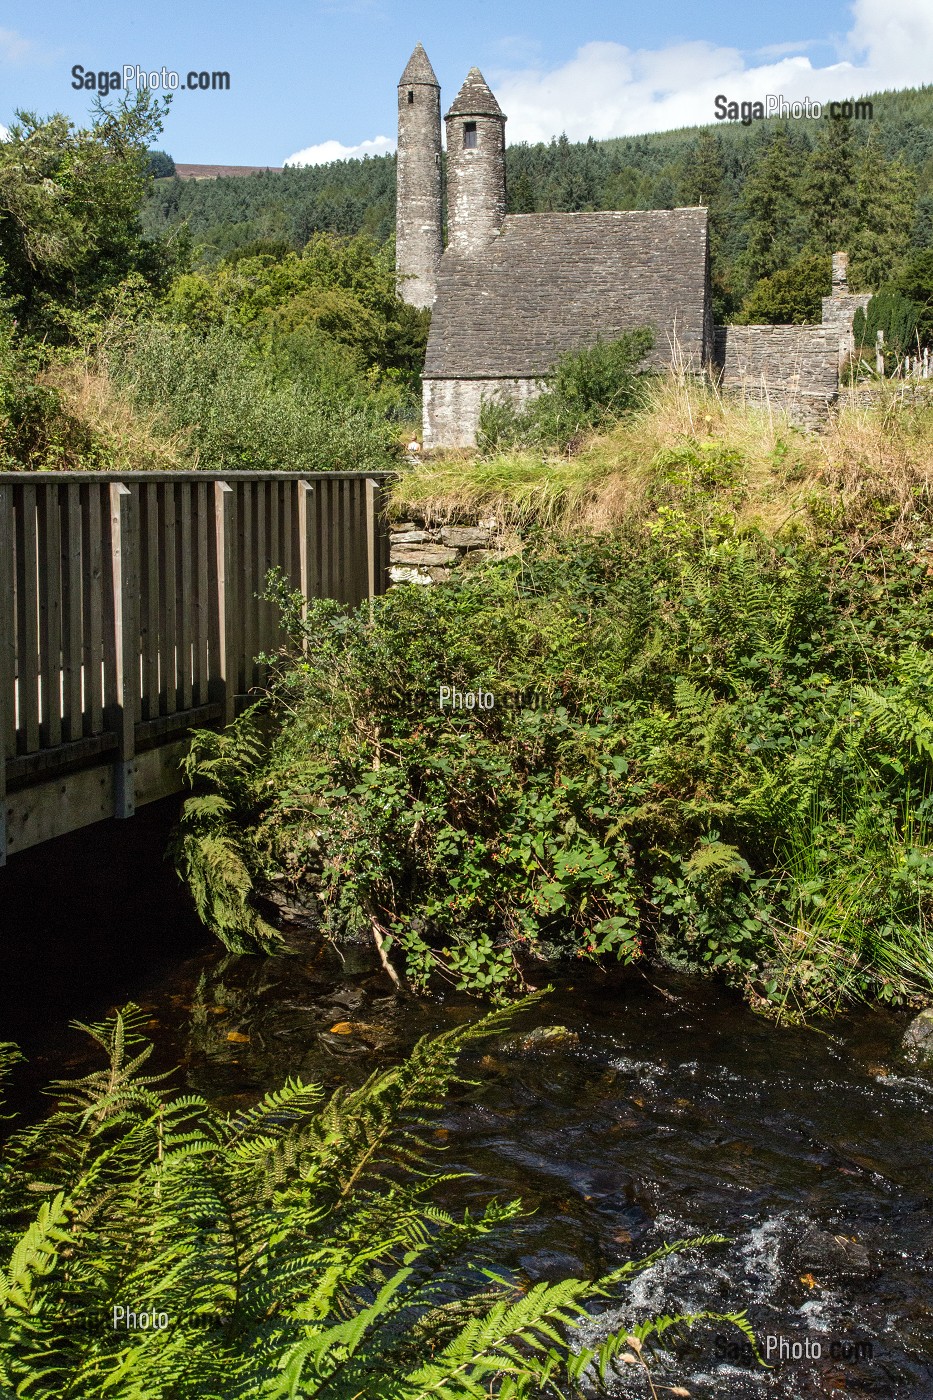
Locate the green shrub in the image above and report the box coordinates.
[108,321,399,471]
[178,529,933,1022]
[477,330,653,454]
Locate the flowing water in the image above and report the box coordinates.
[2,800,932,1398]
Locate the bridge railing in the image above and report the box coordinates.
[0,471,392,855]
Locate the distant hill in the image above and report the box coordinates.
[173,164,283,180]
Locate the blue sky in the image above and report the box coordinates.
[0,0,930,164]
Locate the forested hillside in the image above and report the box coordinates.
[143,83,933,315]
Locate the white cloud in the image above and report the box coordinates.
[0,123,8,141]
[489,0,933,142]
[0,28,32,64]
[284,133,394,166]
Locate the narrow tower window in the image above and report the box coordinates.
[407,89,414,103]
[463,121,477,148]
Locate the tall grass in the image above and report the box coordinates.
[395,369,933,544]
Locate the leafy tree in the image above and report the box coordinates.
[889,246,933,345]
[735,252,831,324]
[146,148,176,178]
[508,171,536,213]
[0,93,178,339]
[166,232,428,382]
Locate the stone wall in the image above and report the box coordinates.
[389,518,509,584]
[423,376,544,450]
[821,293,872,365]
[714,324,840,426]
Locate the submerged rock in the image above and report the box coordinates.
[902,1007,933,1065]
[794,1227,873,1278]
[500,1025,581,1056]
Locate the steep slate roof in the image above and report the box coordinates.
[399,43,439,86]
[424,208,711,378]
[445,67,505,119]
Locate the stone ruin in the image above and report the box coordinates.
[395,46,876,446]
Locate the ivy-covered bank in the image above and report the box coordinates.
[177,522,933,1024]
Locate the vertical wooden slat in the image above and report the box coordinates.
[160,481,177,715]
[237,482,252,695]
[14,485,39,754]
[178,483,193,711]
[255,479,267,679]
[298,481,314,620]
[268,481,279,647]
[193,482,209,707]
[37,485,63,749]
[319,478,332,599]
[341,477,352,605]
[0,483,14,865]
[107,483,137,818]
[212,482,236,725]
[139,484,159,722]
[83,485,105,736]
[281,481,293,588]
[61,484,83,743]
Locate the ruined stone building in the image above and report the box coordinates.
[395,45,867,446]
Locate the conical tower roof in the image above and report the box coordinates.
[399,43,439,87]
[445,67,504,119]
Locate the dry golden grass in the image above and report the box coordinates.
[394,370,933,544]
[40,360,190,471]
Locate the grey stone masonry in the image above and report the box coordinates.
[714,324,840,425]
[821,251,871,365]
[444,69,507,258]
[425,208,711,382]
[396,44,443,308]
[389,517,508,584]
[423,375,544,450]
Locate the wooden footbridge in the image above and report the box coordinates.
[0,471,392,863]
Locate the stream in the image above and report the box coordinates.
[2,799,932,1398]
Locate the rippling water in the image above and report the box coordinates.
[2,803,932,1397]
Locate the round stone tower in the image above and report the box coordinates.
[444,68,507,257]
[396,43,443,308]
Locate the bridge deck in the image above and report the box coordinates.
[0,471,392,861]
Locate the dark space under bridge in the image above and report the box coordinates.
[0,471,392,864]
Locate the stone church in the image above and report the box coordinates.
[396,44,865,446]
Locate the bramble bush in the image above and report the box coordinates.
[177,524,933,1022]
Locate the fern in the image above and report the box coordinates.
[0,999,754,1397]
[173,716,284,954]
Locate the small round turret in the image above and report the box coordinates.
[444,68,507,256]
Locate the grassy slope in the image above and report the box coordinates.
[393,373,933,546]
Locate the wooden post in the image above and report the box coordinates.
[212,481,236,726]
[298,480,314,618]
[0,483,13,865]
[108,483,137,819]
[365,477,379,601]
[876,329,885,377]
